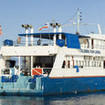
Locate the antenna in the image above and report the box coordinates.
[97,24,102,34]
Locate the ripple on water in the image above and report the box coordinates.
[0,92,105,105]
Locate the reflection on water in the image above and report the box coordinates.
[0,92,105,105]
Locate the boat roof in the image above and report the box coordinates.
[19,32,90,39]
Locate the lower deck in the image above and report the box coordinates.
[0,75,105,96]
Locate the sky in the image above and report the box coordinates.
[0,0,105,45]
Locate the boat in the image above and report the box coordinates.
[0,10,105,96]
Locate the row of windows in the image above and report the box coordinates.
[62,60,102,68]
[80,38,105,49]
[84,56,103,61]
[76,60,101,67]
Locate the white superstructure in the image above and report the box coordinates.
[0,24,105,79]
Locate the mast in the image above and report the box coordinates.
[76,9,82,35]
[77,9,80,34]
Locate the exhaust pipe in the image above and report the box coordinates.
[22,24,29,46]
[27,25,34,46]
[56,23,62,39]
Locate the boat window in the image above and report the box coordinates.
[96,61,98,67]
[79,61,81,66]
[98,62,101,67]
[62,60,66,68]
[85,61,86,67]
[92,39,94,49]
[33,56,55,68]
[82,61,84,66]
[94,61,96,67]
[91,61,93,67]
[88,61,90,67]
[5,60,16,68]
[76,61,78,66]
[104,61,105,69]
[79,38,89,48]
[68,60,70,68]
[99,62,101,67]
[3,69,10,74]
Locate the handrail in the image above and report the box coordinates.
[2,40,53,47]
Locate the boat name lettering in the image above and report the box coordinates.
[79,49,101,54]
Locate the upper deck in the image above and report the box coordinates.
[0,32,81,56]
[1,31,105,57]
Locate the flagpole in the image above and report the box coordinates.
[1,30,3,47]
[0,25,3,46]
[1,32,3,46]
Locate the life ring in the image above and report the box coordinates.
[17,37,21,43]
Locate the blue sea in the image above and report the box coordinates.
[0,92,105,105]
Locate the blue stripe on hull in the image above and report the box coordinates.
[42,77,105,95]
[0,76,105,96]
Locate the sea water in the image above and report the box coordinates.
[0,92,105,105]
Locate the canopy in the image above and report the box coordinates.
[18,32,90,40]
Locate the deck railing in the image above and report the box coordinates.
[3,40,54,47]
